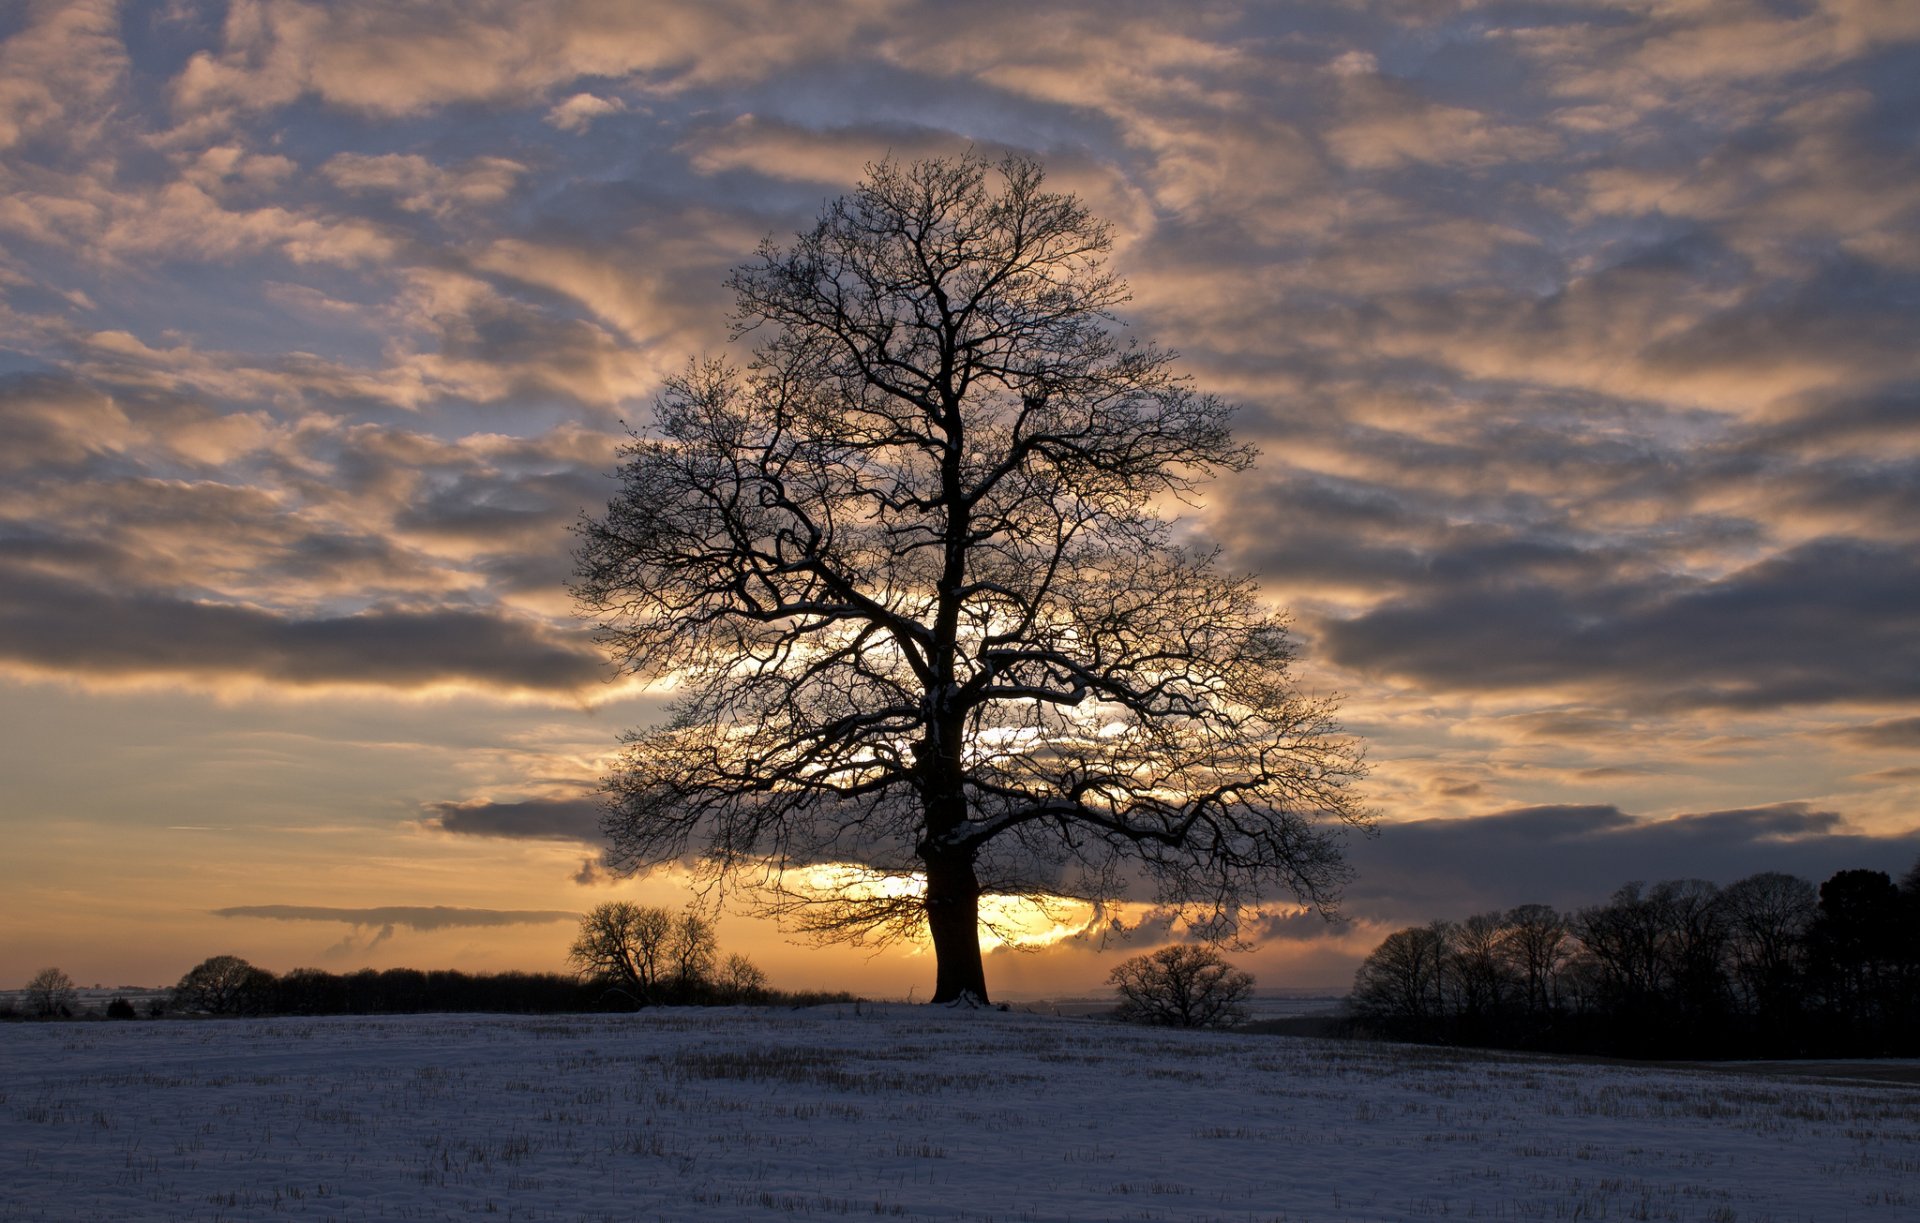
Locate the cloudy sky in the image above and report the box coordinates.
[3,0,1917,997]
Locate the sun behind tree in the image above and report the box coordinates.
[575,153,1368,1003]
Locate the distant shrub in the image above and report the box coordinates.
[105,997,137,1020]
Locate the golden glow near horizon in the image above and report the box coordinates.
[789,864,1105,952]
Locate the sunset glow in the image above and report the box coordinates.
[789,864,1104,952]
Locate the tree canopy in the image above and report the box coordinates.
[575,154,1368,1002]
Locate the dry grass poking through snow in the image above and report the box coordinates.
[2,1006,1916,1221]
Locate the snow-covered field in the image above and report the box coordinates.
[3,1006,1915,1222]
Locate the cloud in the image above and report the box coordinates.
[1320,538,1920,710]
[214,904,579,927]
[213,904,578,951]
[169,0,896,117]
[1837,716,1920,751]
[424,793,605,843]
[0,564,607,695]
[545,92,626,132]
[1325,71,1560,171]
[0,0,126,154]
[322,152,525,217]
[1342,802,1920,928]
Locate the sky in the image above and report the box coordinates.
[2,0,1917,998]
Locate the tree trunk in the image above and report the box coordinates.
[923,849,988,1004]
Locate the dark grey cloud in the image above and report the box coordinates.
[0,564,605,692]
[1344,802,1920,929]
[1838,716,1920,751]
[424,794,605,843]
[212,905,578,929]
[1321,538,1920,710]
[213,903,579,953]
[393,467,605,548]
[0,373,128,472]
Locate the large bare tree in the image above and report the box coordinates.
[575,154,1368,1003]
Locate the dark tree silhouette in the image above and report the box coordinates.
[1500,902,1572,1019]
[1351,867,1920,1058]
[1721,871,1816,1027]
[1109,944,1254,1028]
[567,902,714,1005]
[1811,868,1901,1024]
[1350,923,1450,1032]
[23,967,76,1018]
[575,154,1368,1003]
[172,955,275,1016]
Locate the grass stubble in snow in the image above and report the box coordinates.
[2,1006,1916,1221]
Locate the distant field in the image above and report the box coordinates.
[3,1006,1916,1221]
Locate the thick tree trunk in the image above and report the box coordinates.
[923,849,988,1004]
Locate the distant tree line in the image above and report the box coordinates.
[9,903,855,1021]
[1351,863,1920,1057]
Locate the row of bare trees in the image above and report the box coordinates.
[565,903,772,1007]
[1352,865,1920,1056]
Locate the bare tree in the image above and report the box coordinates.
[575,154,1368,1003]
[1722,871,1815,1018]
[567,902,675,1004]
[1109,944,1254,1028]
[717,952,770,1003]
[1572,882,1671,1009]
[1498,903,1572,1017]
[1350,923,1451,1030]
[1448,912,1515,1022]
[666,909,718,991]
[1655,878,1729,1019]
[172,955,274,1016]
[23,967,76,1018]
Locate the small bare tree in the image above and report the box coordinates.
[1109,944,1254,1028]
[576,153,1368,1004]
[568,902,672,1003]
[24,967,76,1018]
[667,909,718,990]
[717,952,770,1003]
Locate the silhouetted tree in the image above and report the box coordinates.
[1351,923,1451,1035]
[23,967,76,1018]
[576,153,1368,1004]
[666,909,718,996]
[1721,871,1816,1034]
[172,955,275,1016]
[1810,868,1901,1033]
[1110,945,1254,1028]
[1499,903,1571,1020]
[1448,912,1516,1030]
[567,903,717,1004]
[1572,883,1671,1019]
[717,953,770,1003]
[1656,879,1730,1028]
[1348,867,1920,1058]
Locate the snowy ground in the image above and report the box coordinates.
[2,1006,1915,1222]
